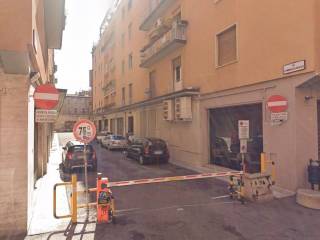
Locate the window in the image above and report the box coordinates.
[122,60,125,75]
[74,108,77,114]
[128,23,132,40]
[121,33,125,48]
[216,24,237,67]
[122,87,125,105]
[128,53,133,69]
[128,0,132,10]
[129,83,133,104]
[172,57,181,82]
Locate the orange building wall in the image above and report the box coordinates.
[93,0,318,111]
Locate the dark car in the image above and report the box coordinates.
[126,138,169,165]
[62,141,97,172]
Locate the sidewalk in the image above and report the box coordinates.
[26,134,71,237]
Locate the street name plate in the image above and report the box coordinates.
[35,109,57,123]
[271,112,288,121]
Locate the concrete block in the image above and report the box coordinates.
[296,189,320,210]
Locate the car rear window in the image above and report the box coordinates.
[112,136,125,140]
[150,139,166,148]
[69,145,93,153]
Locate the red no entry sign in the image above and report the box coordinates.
[34,84,59,109]
[267,95,288,113]
[73,119,96,144]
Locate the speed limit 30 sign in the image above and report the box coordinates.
[73,119,96,144]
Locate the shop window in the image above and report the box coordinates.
[209,104,263,173]
[216,24,237,67]
[104,119,109,131]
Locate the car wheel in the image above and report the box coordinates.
[139,155,145,165]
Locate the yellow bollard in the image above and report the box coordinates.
[71,174,77,224]
[260,152,266,173]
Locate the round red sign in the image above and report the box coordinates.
[73,119,97,144]
[267,95,288,113]
[34,84,59,109]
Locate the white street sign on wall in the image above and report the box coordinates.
[35,110,57,123]
[283,60,305,74]
[238,120,249,139]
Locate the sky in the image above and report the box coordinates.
[55,0,114,93]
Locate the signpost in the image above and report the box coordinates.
[73,119,97,217]
[238,120,249,174]
[34,84,59,110]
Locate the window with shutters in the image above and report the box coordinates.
[128,83,133,104]
[172,57,181,82]
[216,24,237,67]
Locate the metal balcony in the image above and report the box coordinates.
[102,80,115,97]
[140,0,177,31]
[140,22,187,68]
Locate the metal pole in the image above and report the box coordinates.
[71,174,77,223]
[84,143,89,217]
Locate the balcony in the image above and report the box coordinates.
[140,0,177,31]
[44,0,66,49]
[140,21,187,68]
[102,80,115,97]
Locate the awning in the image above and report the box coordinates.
[296,74,320,89]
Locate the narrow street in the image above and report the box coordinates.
[26,133,320,240]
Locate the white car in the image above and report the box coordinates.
[96,131,112,144]
[102,135,127,150]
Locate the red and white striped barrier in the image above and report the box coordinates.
[107,171,243,188]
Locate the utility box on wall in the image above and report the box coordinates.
[175,97,192,121]
[163,100,174,121]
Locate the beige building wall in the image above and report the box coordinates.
[0,0,65,238]
[0,68,29,238]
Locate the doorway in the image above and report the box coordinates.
[128,116,134,134]
[209,103,263,173]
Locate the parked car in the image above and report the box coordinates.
[96,131,112,144]
[102,135,127,150]
[62,141,97,172]
[126,137,169,165]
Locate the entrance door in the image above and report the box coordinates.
[209,103,263,173]
[128,116,134,134]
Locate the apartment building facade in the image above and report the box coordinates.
[92,0,320,192]
[0,0,65,238]
[55,92,92,132]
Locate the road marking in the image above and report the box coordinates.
[211,195,230,200]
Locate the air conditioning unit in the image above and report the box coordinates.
[163,100,174,121]
[156,18,163,27]
[175,97,192,121]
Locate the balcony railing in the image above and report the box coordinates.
[140,0,177,31]
[140,21,187,68]
[102,80,115,96]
